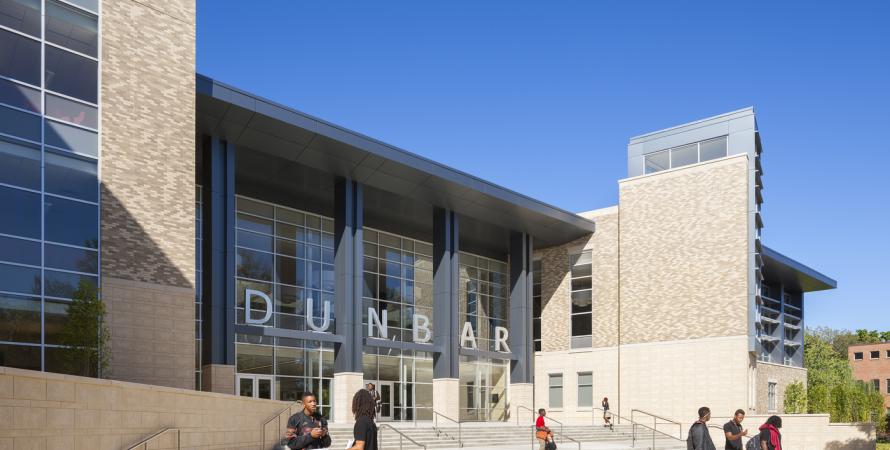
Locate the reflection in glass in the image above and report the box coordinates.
[0,28,40,85]
[0,293,41,343]
[44,243,98,273]
[644,150,669,174]
[44,118,98,156]
[46,0,98,56]
[0,77,40,112]
[0,263,40,295]
[44,196,98,247]
[45,151,97,201]
[0,137,40,190]
[44,270,96,299]
[0,0,41,36]
[0,186,40,239]
[45,93,97,128]
[0,235,39,266]
[0,104,40,142]
[45,45,97,103]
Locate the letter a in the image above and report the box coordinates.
[461,322,477,349]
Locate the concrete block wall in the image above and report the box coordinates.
[0,366,289,450]
[534,347,618,424]
[100,0,197,389]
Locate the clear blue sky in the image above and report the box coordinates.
[197,1,890,331]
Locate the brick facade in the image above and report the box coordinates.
[101,0,197,389]
[849,342,890,409]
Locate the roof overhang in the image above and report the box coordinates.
[762,245,837,293]
[196,75,595,248]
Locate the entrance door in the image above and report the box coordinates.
[237,374,273,400]
[367,381,395,421]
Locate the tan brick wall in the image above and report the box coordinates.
[755,361,807,415]
[200,364,235,396]
[536,207,616,352]
[105,277,195,390]
[101,0,196,288]
[0,366,290,450]
[618,155,749,344]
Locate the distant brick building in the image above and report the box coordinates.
[849,342,890,411]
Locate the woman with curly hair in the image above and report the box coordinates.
[346,389,378,450]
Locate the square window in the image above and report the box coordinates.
[46,0,98,57]
[0,28,40,85]
[670,143,698,168]
[45,45,97,103]
[0,0,42,37]
[644,150,669,174]
[871,351,880,359]
[699,136,728,162]
[854,352,863,360]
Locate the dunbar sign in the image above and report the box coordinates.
[244,289,511,353]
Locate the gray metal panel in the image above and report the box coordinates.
[762,246,837,292]
[196,74,595,248]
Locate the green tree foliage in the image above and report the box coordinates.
[784,381,807,414]
[856,329,883,344]
[58,281,109,378]
[804,328,888,433]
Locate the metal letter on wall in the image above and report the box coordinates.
[413,313,432,343]
[494,326,511,353]
[244,289,273,325]
[306,298,332,332]
[368,307,388,339]
[461,321,477,349]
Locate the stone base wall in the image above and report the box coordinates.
[432,378,459,420]
[704,414,874,450]
[201,364,235,395]
[331,372,364,423]
[508,383,534,424]
[754,361,807,415]
[105,277,195,390]
[0,366,289,450]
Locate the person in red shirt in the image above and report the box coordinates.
[535,408,552,450]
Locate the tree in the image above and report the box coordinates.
[856,329,881,344]
[58,280,109,377]
[804,328,886,431]
[784,381,807,414]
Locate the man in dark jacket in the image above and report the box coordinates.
[285,392,331,449]
[687,406,716,450]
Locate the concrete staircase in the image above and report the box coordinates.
[324,423,687,450]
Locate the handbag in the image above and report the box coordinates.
[535,430,549,440]
[545,440,557,450]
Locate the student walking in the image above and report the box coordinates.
[757,416,782,450]
[687,406,716,450]
[722,409,748,450]
[602,397,613,430]
[535,408,554,450]
[346,389,379,450]
[284,391,331,449]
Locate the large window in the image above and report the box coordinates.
[459,355,508,421]
[0,0,99,376]
[532,259,542,352]
[194,186,202,389]
[644,136,728,174]
[362,228,433,343]
[570,251,592,349]
[234,196,335,331]
[363,348,433,421]
[549,373,563,408]
[235,333,334,412]
[577,372,593,408]
[459,252,509,352]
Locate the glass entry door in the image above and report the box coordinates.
[376,381,394,421]
[237,374,273,400]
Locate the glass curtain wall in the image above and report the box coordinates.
[458,252,510,421]
[0,0,100,374]
[361,227,434,421]
[232,196,335,409]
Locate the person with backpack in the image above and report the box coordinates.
[756,416,782,450]
[723,409,748,450]
[284,391,331,449]
[687,406,716,450]
[535,408,554,450]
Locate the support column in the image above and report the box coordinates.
[201,135,236,394]
[433,208,460,419]
[509,231,534,421]
[333,178,364,422]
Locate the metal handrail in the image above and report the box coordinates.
[529,425,580,450]
[379,423,428,450]
[592,408,684,449]
[432,410,462,447]
[591,406,621,426]
[262,400,301,449]
[631,408,684,439]
[126,428,180,450]
[536,413,564,438]
[517,405,536,426]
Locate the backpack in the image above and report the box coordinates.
[545,440,557,450]
[745,434,760,450]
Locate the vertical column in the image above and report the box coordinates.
[509,231,534,421]
[200,135,236,394]
[433,208,460,418]
[333,178,364,422]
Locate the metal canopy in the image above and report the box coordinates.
[196,74,595,248]
[762,246,837,293]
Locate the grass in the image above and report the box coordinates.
[876,442,890,450]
